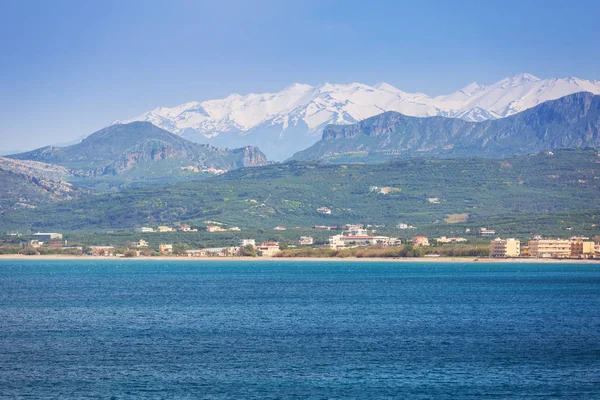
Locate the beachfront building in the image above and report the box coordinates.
[529,239,571,258]
[241,239,256,248]
[159,244,173,254]
[569,238,596,257]
[489,238,521,258]
[90,246,115,256]
[185,247,240,257]
[329,235,345,250]
[257,242,281,257]
[329,234,393,249]
[412,236,430,247]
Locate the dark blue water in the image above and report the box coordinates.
[1,260,600,399]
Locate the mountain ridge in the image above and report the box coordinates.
[290,92,600,162]
[8,122,269,185]
[117,74,600,160]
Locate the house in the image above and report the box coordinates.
[135,239,149,248]
[240,239,256,248]
[29,240,43,248]
[33,232,63,240]
[257,242,280,257]
[529,239,571,258]
[157,226,174,232]
[298,236,314,245]
[489,238,520,258]
[436,236,467,244]
[329,235,345,249]
[135,227,155,233]
[412,236,430,247]
[228,227,241,231]
[317,207,332,215]
[206,225,225,232]
[176,223,198,232]
[203,247,239,257]
[185,247,239,257]
[273,226,287,231]
[347,227,368,236]
[427,197,441,204]
[159,244,173,254]
[91,246,115,256]
[477,228,496,237]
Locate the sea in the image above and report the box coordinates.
[1,259,599,399]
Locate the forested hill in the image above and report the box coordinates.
[9,122,268,176]
[1,149,599,235]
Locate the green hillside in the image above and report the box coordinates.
[1,149,599,238]
[8,122,268,190]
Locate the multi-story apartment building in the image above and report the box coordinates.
[489,238,521,258]
[529,239,571,258]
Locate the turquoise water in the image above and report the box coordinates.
[1,260,600,398]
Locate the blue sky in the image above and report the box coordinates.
[1,0,599,151]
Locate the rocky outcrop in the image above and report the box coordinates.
[290,92,600,162]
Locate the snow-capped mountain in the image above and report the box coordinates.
[117,73,600,160]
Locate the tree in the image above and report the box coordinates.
[18,246,39,256]
[123,249,137,258]
[172,243,190,256]
[238,244,257,257]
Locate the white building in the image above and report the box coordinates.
[33,232,63,240]
[329,234,393,249]
[298,236,314,245]
[241,239,256,248]
[135,227,155,233]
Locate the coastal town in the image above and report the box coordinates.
[3,223,599,260]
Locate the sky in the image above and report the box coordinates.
[1,0,599,151]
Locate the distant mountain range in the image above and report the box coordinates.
[290,92,600,162]
[117,73,600,160]
[8,122,268,188]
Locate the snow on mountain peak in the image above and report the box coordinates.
[512,72,541,82]
[117,74,600,160]
[460,82,483,96]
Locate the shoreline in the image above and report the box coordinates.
[0,254,598,264]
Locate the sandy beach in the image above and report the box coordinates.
[0,254,598,263]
